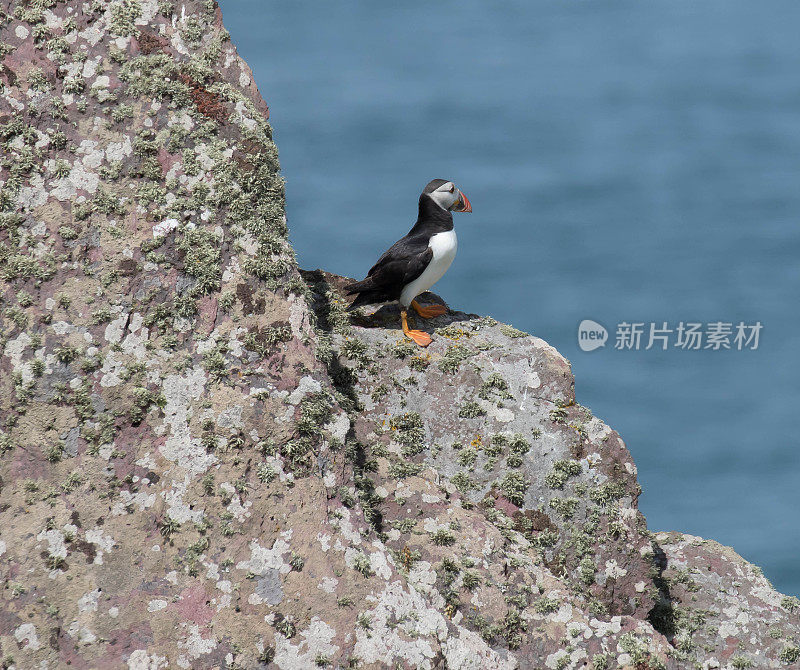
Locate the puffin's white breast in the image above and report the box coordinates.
[400,230,458,306]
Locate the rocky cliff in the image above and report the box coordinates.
[0,2,797,669]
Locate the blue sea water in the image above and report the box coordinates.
[218,0,800,596]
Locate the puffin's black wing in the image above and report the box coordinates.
[345,235,432,310]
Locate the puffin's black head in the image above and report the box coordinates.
[422,179,472,213]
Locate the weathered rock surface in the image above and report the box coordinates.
[653,533,800,669]
[0,2,797,669]
[303,274,800,670]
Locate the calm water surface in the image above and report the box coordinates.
[219,0,800,596]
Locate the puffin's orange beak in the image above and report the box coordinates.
[456,191,472,213]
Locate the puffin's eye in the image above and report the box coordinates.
[449,185,455,193]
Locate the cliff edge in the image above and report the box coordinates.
[0,2,797,669]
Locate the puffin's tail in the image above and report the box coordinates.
[344,277,387,311]
[345,291,377,312]
[343,277,373,294]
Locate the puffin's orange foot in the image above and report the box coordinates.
[401,308,433,346]
[411,300,447,319]
[405,329,432,347]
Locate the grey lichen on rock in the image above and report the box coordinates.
[0,2,798,669]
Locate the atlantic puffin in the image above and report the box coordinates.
[345,179,472,347]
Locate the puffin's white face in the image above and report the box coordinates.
[429,181,472,213]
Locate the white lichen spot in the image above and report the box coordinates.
[234,100,258,131]
[225,492,252,523]
[105,314,127,344]
[221,256,242,283]
[618,506,636,520]
[106,136,133,163]
[147,599,168,613]
[82,57,100,79]
[422,517,449,534]
[52,321,76,335]
[216,405,243,429]
[408,561,437,594]
[553,602,574,623]
[236,537,292,576]
[324,412,350,444]
[488,406,515,423]
[136,0,159,24]
[750,577,784,607]
[604,559,628,579]
[318,577,338,593]
[43,9,64,29]
[332,508,362,546]
[177,624,217,668]
[568,622,593,640]
[127,649,168,670]
[159,369,217,475]
[14,623,40,651]
[353,581,447,669]
[37,528,68,559]
[316,533,331,552]
[163,477,205,524]
[718,619,739,639]
[4,332,33,385]
[113,489,157,516]
[18,173,48,210]
[51,162,100,199]
[545,649,569,670]
[445,628,518,669]
[287,376,322,405]
[66,621,97,645]
[153,218,180,238]
[369,549,393,580]
[78,589,100,613]
[287,294,309,339]
[77,139,105,169]
[86,528,115,565]
[273,618,339,669]
[586,452,602,468]
[590,615,623,637]
[78,24,103,45]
